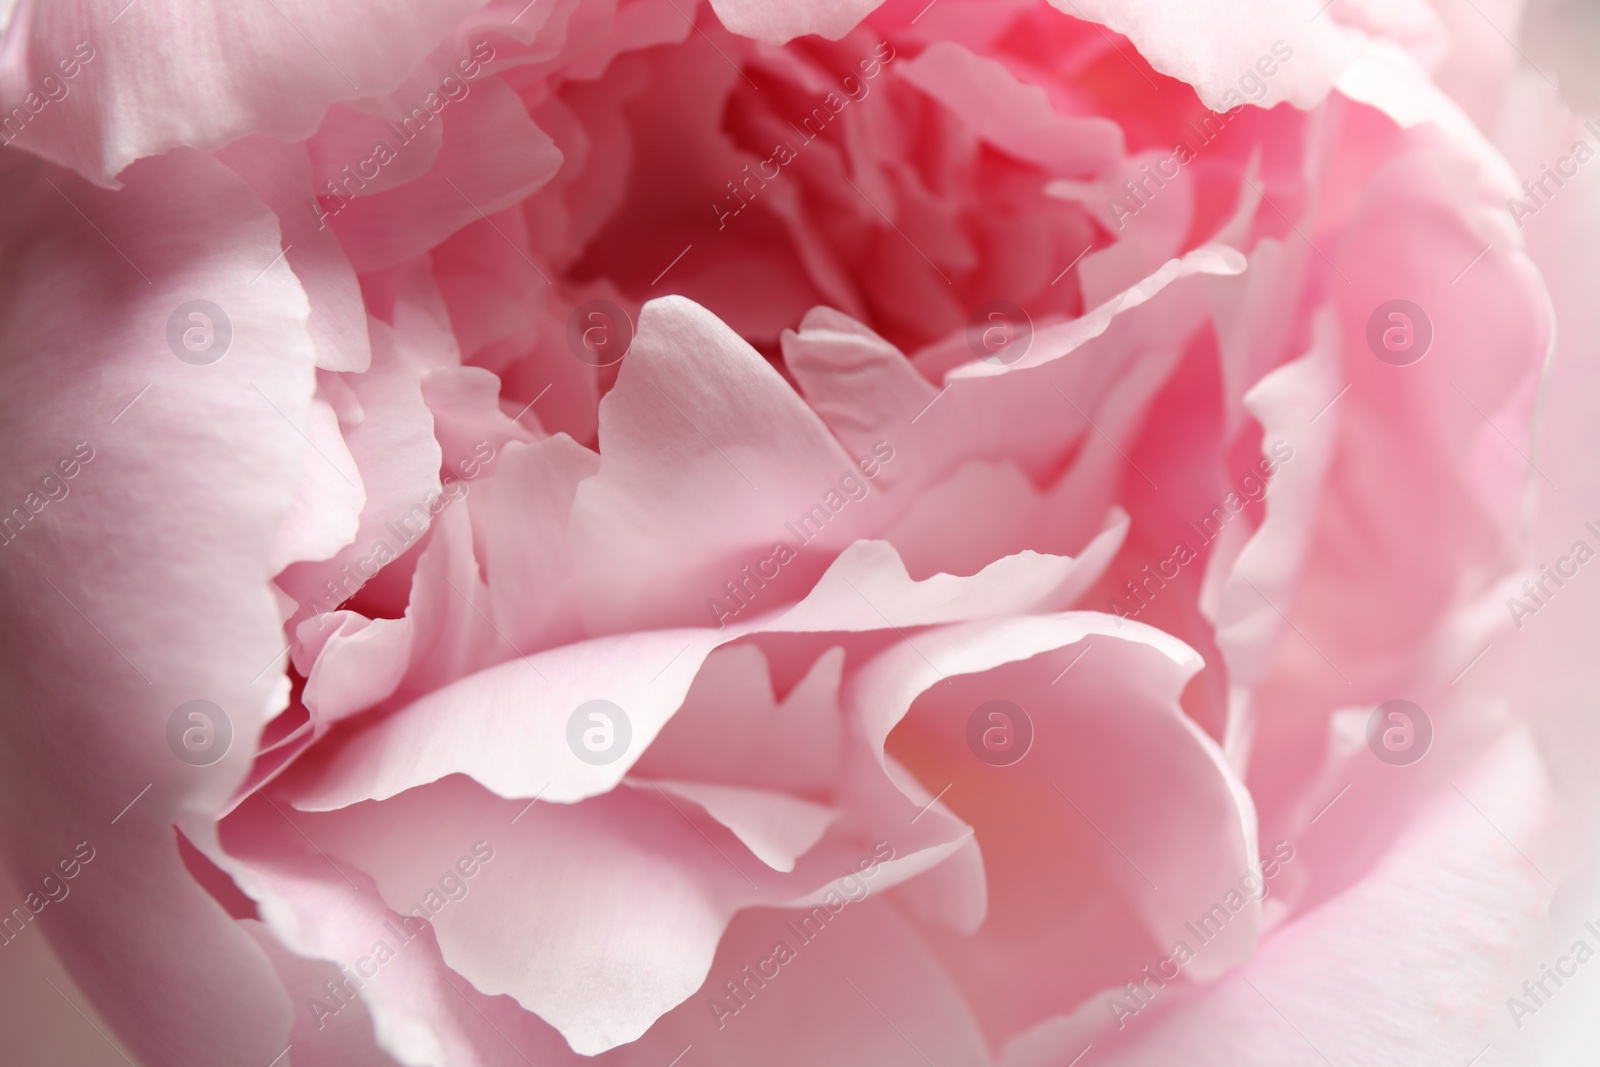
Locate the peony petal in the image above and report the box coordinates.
[479,435,598,653]
[0,0,490,185]
[1044,731,1558,1065]
[774,539,1119,630]
[0,147,320,1066]
[847,615,1262,994]
[781,305,940,460]
[880,468,1128,585]
[570,295,886,633]
[220,799,584,1067]
[268,392,366,573]
[625,779,839,872]
[216,134,375,372]
[707,0,886,45]
[1205,307,1340,703]
[630,643,846,797]
[299,610,413,730]
[279,314,442,640]
[293,773,971,1053]
[607,896,998,1066]
[280,625,729,809]
[243,919,403,1067]
[284,547,1184,811]
[898,40,1124,178]
[421,365,541,470]
[945,244,1247,380]
[1048,0,1364,112]
[326,76,562,273]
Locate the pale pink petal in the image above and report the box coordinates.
[1071,150,1198,305]
[944,244,1247,380]
[570,295,884,633]
[421,365,542,469]
[707,0,886,45]
[0,0,490,185]
[268,392,365,573]
[431,216,601,443]
[295,773,971,1053]
[479,435,598,652]
[774,538,1120,630]
[879,467,1127,584]
[220,800,583,1067]
[628,779,838,872]
[284,560,1192,811]
[279,317,442,640]
[898,40,1123,177]
[1202,230,1310,442]
[301,491,508,735]
[631,644,846,797]
[1036,731,1558,1065]
[780,305,940,458]
[1334,39,1523,192]
[611,897,996,1066]
[0,147,321,1066]
[243,920,402,1067]
[388,500,507,698]
[781,305,1152,568]
[327,77,562,273]
[280,626,729,809]
[1047,0,1364,112]
[306,104,444,198]
[299,610,413,729]
[215,134,375,372]
[847,615,1261,998]
[1205,309,1340,698]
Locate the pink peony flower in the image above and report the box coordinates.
[0,0,1591,1064]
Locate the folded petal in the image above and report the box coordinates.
[0,0,490,185]
[0,147,321,1066]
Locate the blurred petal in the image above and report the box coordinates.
[0,147,319,1065]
